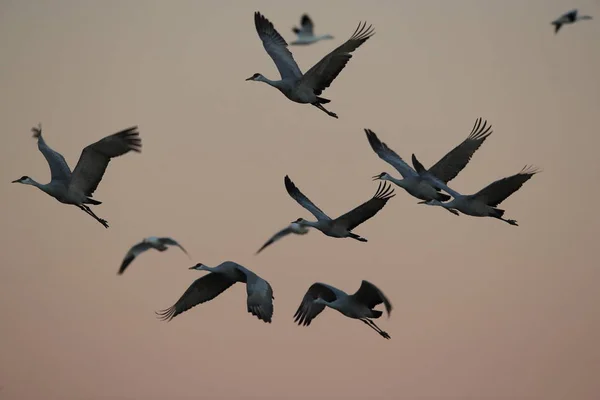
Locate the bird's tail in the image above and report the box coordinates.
[85,197,102,205]
[316,96,331,104]
[370,310,383,319]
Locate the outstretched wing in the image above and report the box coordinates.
[365,129,417,178]
[284,175,331,221]
[427,117,493,184]
[155,273,236,322]
[351,280,392,317]
[242,270,275,323]
[31,124,72,182]
[299,22,374,95]
[159,237,190,258]
[256,225,297,254]
[334,182,395,231]
[471,166,540,207]
[69,126,141,196]
[293,282,339,327]
[118,241,153,275]
[254,12,303,80]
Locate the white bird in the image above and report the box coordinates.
[246,12,374,119]
[11,123,141,228]
[156,261,275,323]
[282,175,395,244]
[290,14,334,45]
[255,221,309,254]
[118,237,190,275]
[294,280,392,340]
[416,163,540,226]
[369,117,493,211]
[551,9,592,34]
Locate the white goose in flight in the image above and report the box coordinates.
[290,14,334,45]
[369,117,493,210]
[294,280,392,340]
[156,261,274,324]
[118,237,190,275]
[246,12,374,119]
[551,9,592,34]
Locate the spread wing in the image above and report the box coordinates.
[284,175,331,221]
[334,182,395,231]
[365,129,417,178]
[427,117,493,184]
[31,124,72,182]
[293,14,314,36]
[299,22,374,95]
[254,12,302,80]
[69,126,141,197]
[242,271,275,323]
[118,241,153,275]
[293,283,339,326]
[155,273,237,322]
[255,225,297,254]
[351,280,392,317]
[471,166,540,207]
[159,237,190,258]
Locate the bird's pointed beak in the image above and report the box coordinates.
[189,263,200,270]
[372,175,381,181]
[245,76,254,81]
[417,200,428,204]
[11,179,19,183]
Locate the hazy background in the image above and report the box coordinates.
[1,0,599,399]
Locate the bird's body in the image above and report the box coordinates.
[368,118,492,212]
[417,164,540,226]
[290,14,334,45]
[247,12,374,119]
[156,261,274,323]
[552,9,592,33]
[294,280,392,339]
[118,236,190,275]
[12,124,141,228]
[256,222,309,254]
[279,175,395,246]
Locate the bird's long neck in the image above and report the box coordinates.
[301,220,322,229]
[26,178,52,194]
[383,175,407,188]
[257,75,284,89]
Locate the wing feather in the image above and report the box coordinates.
[365,129,417,178]
[471,166,540,207]
[293,283,338,327]
[284,175,331,221]
[333,182,395,231]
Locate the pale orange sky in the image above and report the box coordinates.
[1,1,599,399]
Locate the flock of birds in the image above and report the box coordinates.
[11,8,591,340]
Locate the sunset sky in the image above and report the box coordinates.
[1,0,599,399]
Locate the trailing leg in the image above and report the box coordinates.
[77,205,109,228]
[311,102,338,119]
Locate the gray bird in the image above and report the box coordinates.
[156,261,275,323]
[11,123,141,228]
[118,236,190,275]
[246,12,374,119]
[294,280,393,340]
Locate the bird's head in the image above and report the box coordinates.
[11,175,33,185]
[292,217,308,225]
[245,73,264,82]
[189,263,207,271]
[372,172,390,181]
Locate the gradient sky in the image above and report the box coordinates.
[1,1,599,399]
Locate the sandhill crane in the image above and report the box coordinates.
[369,118,492,210]
[156,261,274,323]
[279,175,394,244]
[415,162,540,226]
[294,280,392,340]
[11,124,141,228]
[118,237,190,275]
[290,14,334,45]
[246,12,374,119]
[551,9,592,34]
[255,221,309,254]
